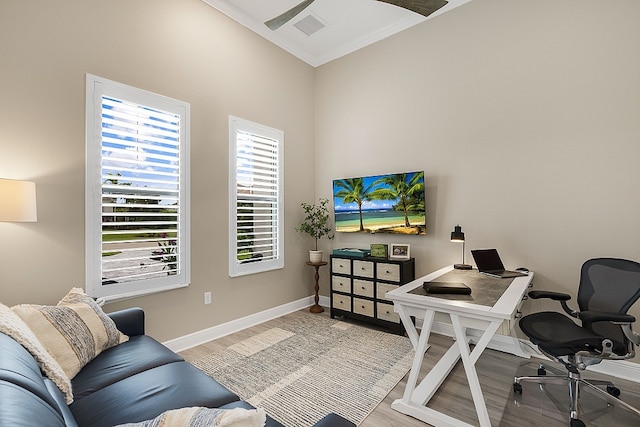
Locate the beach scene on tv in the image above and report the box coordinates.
[333,171,426,235]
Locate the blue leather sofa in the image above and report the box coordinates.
[0,307,355,427]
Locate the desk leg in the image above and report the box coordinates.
[393,314,505,427]
[451,314,502,427]
[401,309,434,402]
[393,317,476,427]
[397,305,427,350]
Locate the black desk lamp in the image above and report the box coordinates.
[451,225,472,270]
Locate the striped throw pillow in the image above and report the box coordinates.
[0,302,73,404]
[115,407,267,427]
[12,288,128,380]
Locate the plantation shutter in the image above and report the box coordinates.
[86,74,190,300]
[229,116,283,277]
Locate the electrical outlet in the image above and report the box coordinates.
[204,291,212,305]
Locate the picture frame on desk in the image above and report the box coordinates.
[370,243,388,258]
[390,244,410,260]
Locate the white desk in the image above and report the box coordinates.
[387,265,534,427]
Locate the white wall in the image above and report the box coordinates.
[2,0,639,363]
[314,0,640,359]
[0,0,317,341]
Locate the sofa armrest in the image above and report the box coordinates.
[312,413,356,427]
[108,307,145,336]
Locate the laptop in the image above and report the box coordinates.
[471,249,528,278]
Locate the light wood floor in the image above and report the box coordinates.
[179,309,640,427]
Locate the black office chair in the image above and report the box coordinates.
[513,258,640,427]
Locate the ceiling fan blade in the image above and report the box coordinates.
[376,0,449,18]
[265,0,316,31]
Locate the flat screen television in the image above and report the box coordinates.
[332,171,425,235]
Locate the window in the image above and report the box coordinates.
[85,74,190,301]
[229,116,283,277]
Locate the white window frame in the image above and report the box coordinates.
[229,116,284,277]
[85,74,190,301]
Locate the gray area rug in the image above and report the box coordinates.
[191,313,414,427]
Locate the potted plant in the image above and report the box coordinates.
[296,197,334,262]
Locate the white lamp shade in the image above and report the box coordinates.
[0,179,37,222]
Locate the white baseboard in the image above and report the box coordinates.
[587,358,640,381]
[164,298,640,384]
[163,295,330,353]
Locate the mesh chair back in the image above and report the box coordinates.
[577,258,640,352]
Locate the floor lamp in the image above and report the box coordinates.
[450,225,471,270]
[0,179,38,223]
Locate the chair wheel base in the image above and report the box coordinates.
[513,382,523,394]
[570,419,586,427]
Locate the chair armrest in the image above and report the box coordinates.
[528,290,578,317]
[107,307,145,336]
[579,311,636,324]
[528,290,571,301]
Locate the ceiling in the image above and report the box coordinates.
[201,0,473,67]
